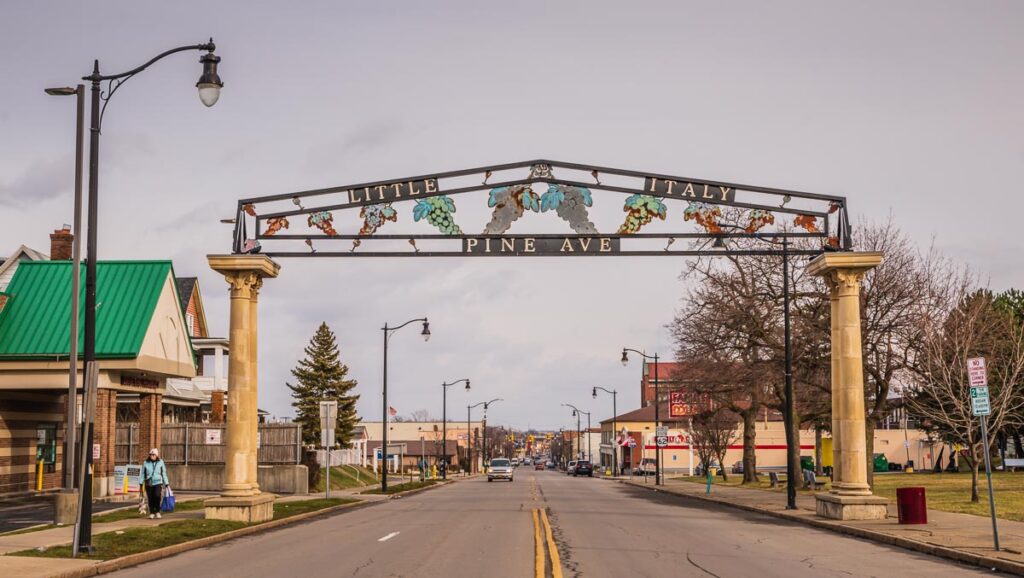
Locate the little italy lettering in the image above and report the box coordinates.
[644,177,734,203]
[346,178,439,205]
[462,236,620,255]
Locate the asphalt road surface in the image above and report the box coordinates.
[111,470,995,577]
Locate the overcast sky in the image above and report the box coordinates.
[2,1,1021,431]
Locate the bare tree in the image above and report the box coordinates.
[690,408,741,481]
[906,290,1024,501]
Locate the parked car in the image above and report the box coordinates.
[731,461,744,474]
[535,462,545,470]
[546,461,556,470]
[573,460,593,477]
[566,460,578,475]
[488,458,514,482]
[511,458,520,467]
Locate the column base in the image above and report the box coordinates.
[815,493,888,521]
[204,493,276,523]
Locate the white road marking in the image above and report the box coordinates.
[378,531,400,542]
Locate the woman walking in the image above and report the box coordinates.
[142,448,169,519]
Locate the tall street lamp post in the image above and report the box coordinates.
[622,348,661,485]
[43,84,84,494]
[593,387,617,475]
[563,404,591,463]
[467,401,487,475]
[381,318,430,493]
[440,379,470,479]
[71,40,223,555]
[481,398,502,468]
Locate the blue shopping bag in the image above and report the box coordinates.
[160,486,176,512]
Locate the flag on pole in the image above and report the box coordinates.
[388,406,397,418]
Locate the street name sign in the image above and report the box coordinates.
[971,386,991,416]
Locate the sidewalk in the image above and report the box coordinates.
[0,477,466,577]
[622,477,1024,575]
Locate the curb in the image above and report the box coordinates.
[360,480,452,500]
[620,481,1024,576]
[36,499,375,578]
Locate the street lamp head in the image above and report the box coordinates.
[196,45,223,108]
[421,319,431,341]
[464,379,471,391]
[592,387,597,399]
[620,349,629,366]
[44,86,78,96]
[712,236,727,250]
[572,409,577,417]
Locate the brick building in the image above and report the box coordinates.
[0,258,195,495]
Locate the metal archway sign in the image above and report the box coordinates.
[231,160,850,258]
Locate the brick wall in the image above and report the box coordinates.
[210,390,225,424]
[93,389,117,479]
[0,392,65,493]
[137,393,162,463]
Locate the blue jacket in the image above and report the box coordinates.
[142,458,168,486]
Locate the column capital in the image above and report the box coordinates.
[807,252,883,295]
[207,254,281,279]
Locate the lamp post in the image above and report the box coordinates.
[43,84,84,493]
[440,379,470,479]
[69,40,223,556]
[481,398,502,468]
[713,233,798,509]
[622,348,661,485]
[381,318,430,493]
[563,404,591,462]
[467,401,487,475]
[593,387,617,475]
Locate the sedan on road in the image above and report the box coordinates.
[535,462,545,470]
[573,460,593,477]
[488,458,514,482]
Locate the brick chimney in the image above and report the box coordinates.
[49,225,73,261]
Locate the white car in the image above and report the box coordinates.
[488,458,514,482]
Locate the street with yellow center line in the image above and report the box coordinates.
[111,469,994,577]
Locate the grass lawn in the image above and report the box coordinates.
[9,497,358,560]
[11,519,248,560]
[91,499,205,524]
[671,471,1024,522]
[273,497,356,520]
[0,499,208,537]
[871,472,1024,522]
[360,479,439,495]
[311,465,378,493]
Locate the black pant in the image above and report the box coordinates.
[146,483,163,514]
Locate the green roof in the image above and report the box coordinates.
[0,261,175,360]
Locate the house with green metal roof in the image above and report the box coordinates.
[0,260,196,495]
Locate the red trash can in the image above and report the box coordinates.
[896,487,927,524]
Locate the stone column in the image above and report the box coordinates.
[807,252,888,520]
[248,278,262,492]
[204,255,279,523]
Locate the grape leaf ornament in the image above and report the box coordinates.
[617,194,667,234]
[540,184,598,234]
[352,203,398,250]
[745,209,775,233]
[263,217,289,236]
[483,185,539,234]
[307,211,338,236]
[413,196,462,234]
[683,202,723,234]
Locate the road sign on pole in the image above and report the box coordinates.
[971,386,991,416]
[967,356,999,551]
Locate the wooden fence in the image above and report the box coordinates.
[115,423,302,465]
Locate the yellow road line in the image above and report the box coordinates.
[539,508,563,578]
[532,509,544,578]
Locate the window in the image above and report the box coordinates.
[36,423,57,473]
[186,313,196,336]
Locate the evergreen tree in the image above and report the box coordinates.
[287,323,359,447]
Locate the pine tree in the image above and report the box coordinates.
[287,322,360,447]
